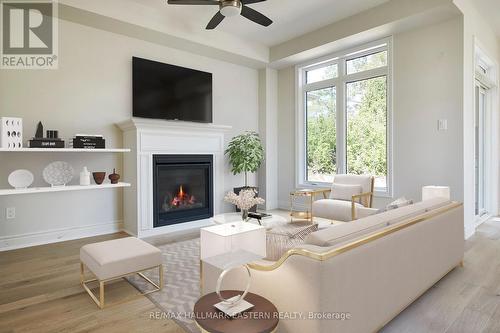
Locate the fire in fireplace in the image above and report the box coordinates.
[163,185,203,212]
[153,155,214,227]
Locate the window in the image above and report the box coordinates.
[297,40,392,195]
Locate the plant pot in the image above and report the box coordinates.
[233,186,259,213]
[92,172,106,185]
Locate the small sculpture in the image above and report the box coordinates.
[35,122,43,138]
[108,169,120,184]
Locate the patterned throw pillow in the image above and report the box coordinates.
[265,223,319,261]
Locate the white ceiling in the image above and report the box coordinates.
[473,0,500,39]
[134,0,389,47]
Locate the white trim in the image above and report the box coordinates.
[295,37,394,197]
[474,40,499,217]
[0,220,123,251]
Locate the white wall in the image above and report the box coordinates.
[276,18,463,209]
[258,68,279,210]
[391,18,463,205]
[277,67,296,209]
[0,18,259,250]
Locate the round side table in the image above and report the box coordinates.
[194,290,279,333]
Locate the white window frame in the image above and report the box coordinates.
[295,37,394,197]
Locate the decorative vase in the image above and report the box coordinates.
[92,172,106,185]
[80,166,91,186]
[241,209,250,222]
[108,168,120,184]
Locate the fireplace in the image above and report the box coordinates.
[153,155,214,227]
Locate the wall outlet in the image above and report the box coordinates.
[6,207,15,220]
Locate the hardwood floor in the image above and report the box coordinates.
[2,220,500,333]
[0,233,184,333]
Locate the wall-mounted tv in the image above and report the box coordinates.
[133,57,213,123]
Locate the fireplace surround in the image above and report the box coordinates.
[153,154,214,227]
[119,118,231,238]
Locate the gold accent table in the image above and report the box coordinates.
[289,188,330,223]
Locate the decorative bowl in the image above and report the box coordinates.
[43,161,74,187]
[92,172,106,185]
[8,169,34,189]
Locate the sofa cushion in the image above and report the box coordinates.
[306,197,451,247]
[80,237,162,280]
[265,223,318,261]
[313,199,364,222]
[329,184,362,201]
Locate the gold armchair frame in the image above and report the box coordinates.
[316,176,375,221]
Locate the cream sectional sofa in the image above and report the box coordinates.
[201,198,464,333]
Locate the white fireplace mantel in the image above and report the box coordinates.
[118,118,232,238]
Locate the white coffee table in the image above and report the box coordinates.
[212,213,288,230]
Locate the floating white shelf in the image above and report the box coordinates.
[0,182,131,196]
[0,148,130,153]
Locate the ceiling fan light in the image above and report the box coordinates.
[220,2,241,17]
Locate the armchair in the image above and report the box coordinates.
[313,175,376,222]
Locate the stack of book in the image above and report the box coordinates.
[29,138,65,148]
[71,134,106,149]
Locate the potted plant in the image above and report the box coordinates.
[225,131,265,211]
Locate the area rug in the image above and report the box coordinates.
[127,238,201,333]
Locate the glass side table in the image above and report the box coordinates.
[289,188,330,223]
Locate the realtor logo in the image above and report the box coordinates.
[1,0,58,69]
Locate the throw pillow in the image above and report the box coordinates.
[265,223,319,261]
[385,197,414,211]
[329,184,362,201]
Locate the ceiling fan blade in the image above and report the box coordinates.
[167,0,219,5]
[241,0,266,4]
[206,11,225,30]
[240,5,272,27]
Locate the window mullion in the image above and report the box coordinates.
[336,58,346,175]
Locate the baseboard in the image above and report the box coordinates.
[0,220,124,251]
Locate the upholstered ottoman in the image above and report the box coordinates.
[80,237,163,309]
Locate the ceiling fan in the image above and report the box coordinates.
[167,0,273,30]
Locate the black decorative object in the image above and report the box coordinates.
[29,138,64,148]
[46,130,58,139]
[35,122,43,138]
[71,136,105,149]
[30,123,64,148]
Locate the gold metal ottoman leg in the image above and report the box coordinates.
[80,262,84,285]
[159,264,164,290]
[99,281,105,309]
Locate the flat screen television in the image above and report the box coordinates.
[133,57,213,123]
